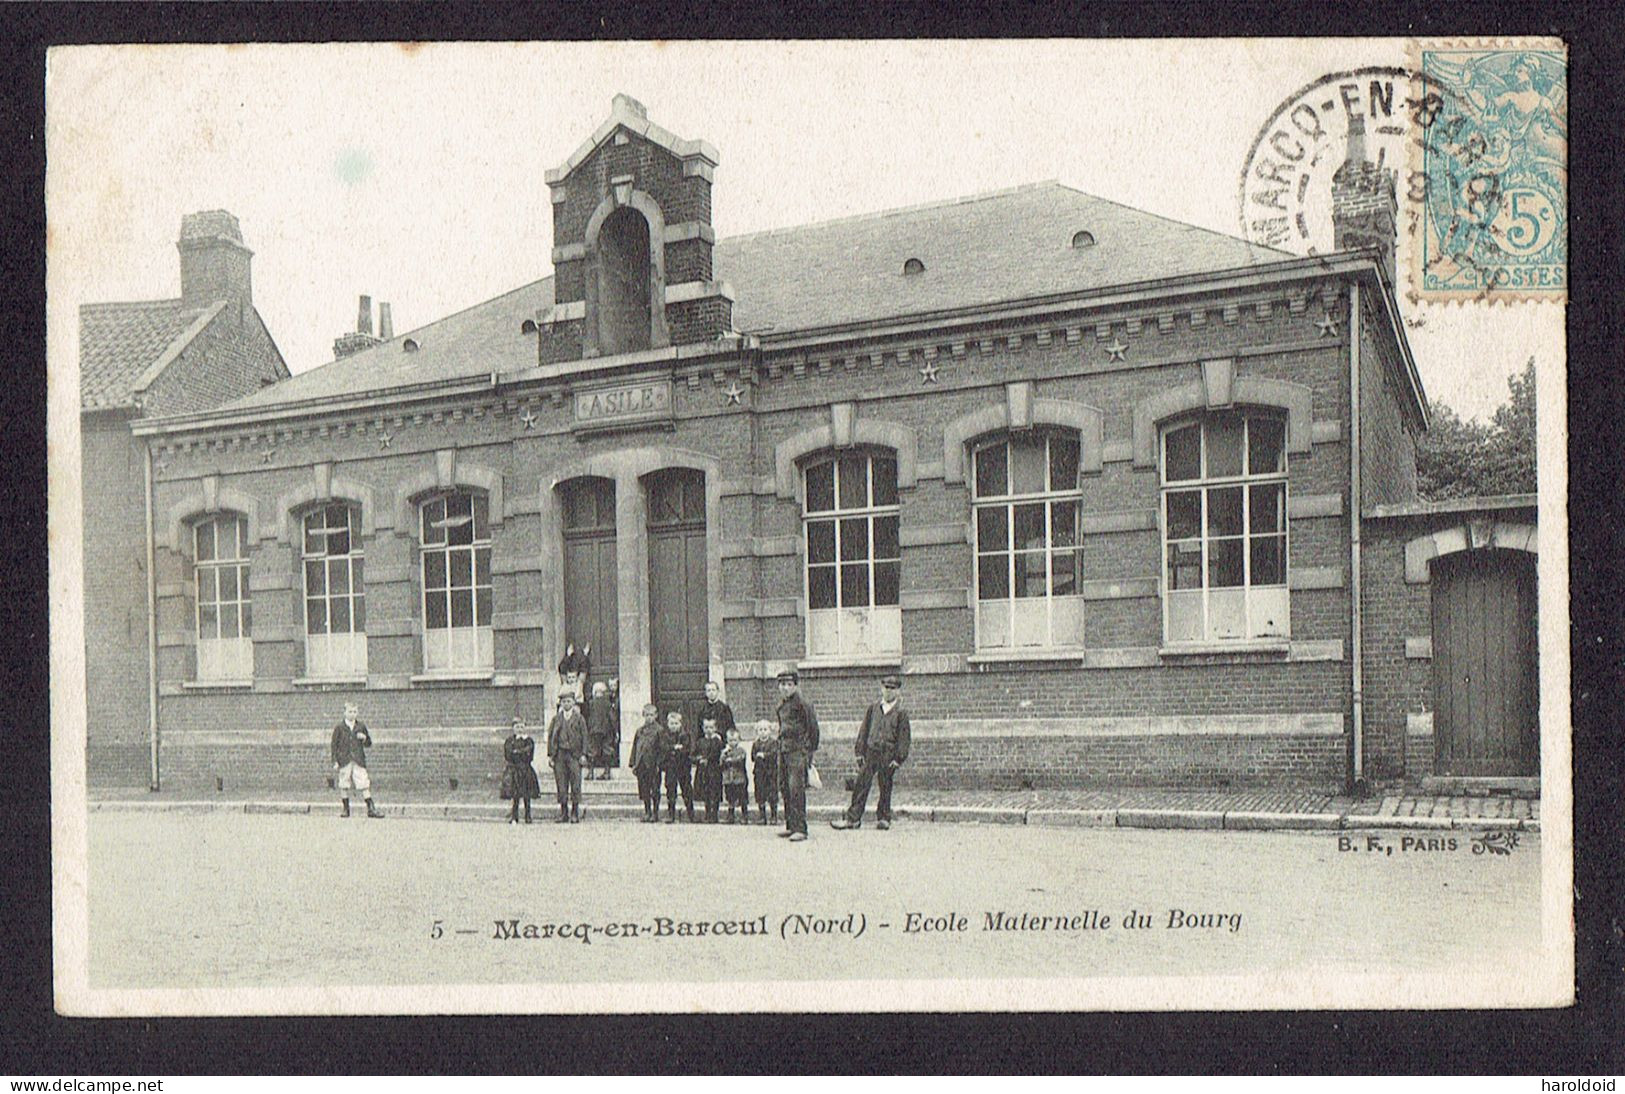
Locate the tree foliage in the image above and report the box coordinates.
[1416,358,1536,499]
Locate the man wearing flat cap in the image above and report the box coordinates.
[831,673,911,831]
[774,669,820,842]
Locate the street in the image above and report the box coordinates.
[87,812,1541,990]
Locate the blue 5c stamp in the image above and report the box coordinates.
[1411,42,1567,300]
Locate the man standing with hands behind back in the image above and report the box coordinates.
[831,673,911,831]
[774,669,819,842]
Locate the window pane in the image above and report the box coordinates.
[979,599,1011,648]
[1209,588,1246,639]
[1015,551,1048,597]
[1166,490,1202,540]
[196,523,215,562]
[1050,501,1078,549]
[837,455,867,510]
[1250,535,1286,585]
[1250,483,1284,534]
[805,462,835,512]
[331,597,350,634]
[352,594,366,632]
[840,564,870,607]
[328,559,349,596]
[450,588,474,628]
[475,587,492,626]
[219,565,238,603]
[978,554,1010,599]
[449,549,472,589]
[1252,587,1290,638]
[1049,435,1080,491]
[976,506,1008,552]
[303,519,322,557]
[220,603,239,638]
[447,510,473,546]
[1051,549,1080,596]
[1209,538,1245,587]
[808,565,837,610]
[1009,437,1046,494]
[807,520,836,564]
[1167,542,1203,590]
[422,500,446,545]
[1013,502,1046,550]
[199,603,218,637]
[1167,590,1203,643]
[838,517,868,562]
[974,443,1007,498]
[351,556,364,591]
[872,457,898,507]
[874,561,900,606]
[305,560,324,597]
[241,601,251,634]
[1207,414,1245,477]
[1164,424,1200,482]
[331,503,350,529]
[475,548,491,587]
[873,515,900,561]
[307,598,327,635]
[473,494,489,540]
[328,527,351,556]
[1249,417,1286,476]
[198,567,217,604]
[1207,486,1244,536]
[425,589,448,629]
[424,551,446,590]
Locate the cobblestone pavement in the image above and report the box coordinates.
[87,811,1545,996]
[89,782,1540,826]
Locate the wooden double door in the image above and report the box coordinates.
[1430,548,1538,777]
[646,468,710,728]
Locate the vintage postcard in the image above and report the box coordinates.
[46,39,1571,1015]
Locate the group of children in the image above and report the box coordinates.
[628,706,783,825]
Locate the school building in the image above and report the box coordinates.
[81,95,1541,795]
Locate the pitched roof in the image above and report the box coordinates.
[79,298,217,411]
[217,181,1293,416]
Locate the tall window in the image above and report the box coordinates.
[803,451,901,658]
[420,491,493,673]
[973,433,1084,650]
[1161,411,1289,643]
[194,514,253,681]
[303,503,366,679]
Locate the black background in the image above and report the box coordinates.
[1,0,1619,1076]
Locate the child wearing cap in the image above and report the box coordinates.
[830,673,911,831]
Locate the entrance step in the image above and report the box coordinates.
[1420,776,1539,798]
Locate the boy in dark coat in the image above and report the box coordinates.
[585,681,616,780]
[831,674,912,831]
[501,716,540,824]
[750,719,780,826]
[547,692,587,823]
[628,703,665,822]
[697,680,736,740]
[692,716,725,824]
[331,702,383,818]
[775,670,820,841]
[659,710,696,823]
[720,727,750,824]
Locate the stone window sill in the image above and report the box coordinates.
[967,647,1088,665]
[292,676,368,688]
[410,670,496,685]
[797,655,903,671]
[1159,640,1290,658]
[181,679,254,691]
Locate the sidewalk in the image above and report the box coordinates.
[87,783,1540,832]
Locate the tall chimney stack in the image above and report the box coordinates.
[1331,114,1398,288]
[177,210,254,321]
[333,293,384,359]
[357,294,374,337]
[379,302,394,341]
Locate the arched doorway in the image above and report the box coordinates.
[1430,548,1538,776]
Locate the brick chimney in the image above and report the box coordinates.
[177,210,253,320]
[333,294,383,359]
[378,301,393,340]
[1331,115,1398,288]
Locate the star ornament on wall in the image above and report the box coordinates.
[919,360,940,384]
[1104,338,1128,362]
[1315,312,1341,337]
[724,381,745,405]
[519,408,539,430]
[379,432,393,450]
[261,447,276,464]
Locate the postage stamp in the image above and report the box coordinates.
[1407,42,1568,301]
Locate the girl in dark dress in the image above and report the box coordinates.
[692,716,725,824]
[501,717,541,823]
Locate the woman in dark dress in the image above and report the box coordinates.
[501,717,541,823]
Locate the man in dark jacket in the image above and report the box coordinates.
[547,692,588,823]
[774,670,819,842]
[697,680,736,741]
[331,702,382,818]
[628,703,666,822]
[831,674,911,831]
